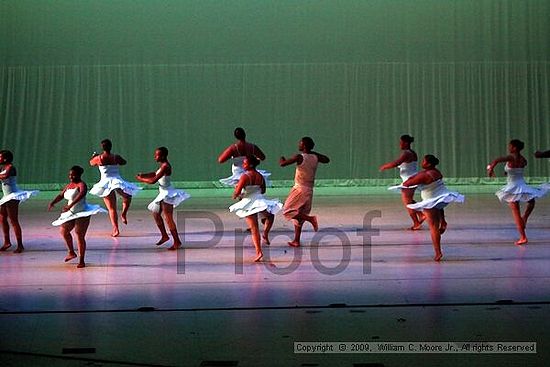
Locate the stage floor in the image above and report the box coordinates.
[1,192,549,366]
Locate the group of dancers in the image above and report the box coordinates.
[1,130,549,267]
[380,135,550,260]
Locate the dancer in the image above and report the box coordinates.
[379,134,424,230]
[487,139,547,246]
[89,139,141,237]
[280,137,330,247]
[49,166,106,268]
[218,127,271,187]
[230,155,282,262]
[403,155,464,261]
[136,147,189,250]
[0,150,39,253]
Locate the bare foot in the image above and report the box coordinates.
[434,253,443,262]
[121,213,128,225]
[77,262,86,268]
[262,234,270,245]
[155,236,170,246]
[439,222,447,234]
[310,216,318,232]
[64,252,77,262]
[168,242,182,251]
[288,241,300,247]
[14,246,24,254]
[253,253,263,262]
[111,228,120,237]
[0,243,12,251]
[515,238,528,246]
[408,223,422,231]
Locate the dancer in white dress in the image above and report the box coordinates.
[230,155,282,262]
[488,139,547,245]
[49,166,106,268]
[280,137,330,247]
[90,139,141,237]
[379,134,425,230]
[218,127,271,187]
[403,155,464,261]
[136,147,189,250]
[0,150,39,253]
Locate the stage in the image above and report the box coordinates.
[1,189,549,366]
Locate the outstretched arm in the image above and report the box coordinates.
[136,163,168,184]
[535,150,550,159]
[487,155,512,177]
[312,151,330,164]
[218,145,235,164]
[379,151,411,171]
[48,187,67,211]
[279,154,302,167]
[403,171,430,187]
[114,154,127,165]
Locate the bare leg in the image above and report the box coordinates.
[509,202,527,245]
[288,220,304,247]
[103,192,119,237]
[5,201,24,252]
[0,205,11,251]
[117,189,132,225]
[402,188,422,230]
[74,217,90,268]
[245,214,262,261]
[522,199,535,228]
[261,212,274,245]
[424,208,443,261]
[60,221,77,262]
[293,213,318,232]
[162,203,182,250]
[152,206,169,246]
[439,209,447,234]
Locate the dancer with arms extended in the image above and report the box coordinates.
[230,155,282,262]
[218,127,271,187]
[0,150,39,253]
[280,137,329,247]
[403,155,464,261]
[379,134,424,230]
[89,139,141,237]
[487,139,547,245]
[49,166,106,268]
[136,147,189,250]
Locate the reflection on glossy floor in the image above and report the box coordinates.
[1,192,549,366]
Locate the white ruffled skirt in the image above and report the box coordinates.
[52,204,107,226]
[0,190,39,206]
[147,187,190,213]
[90,177,141,197]
[229,193,282,218]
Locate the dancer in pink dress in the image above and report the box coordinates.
[280,137,330,247]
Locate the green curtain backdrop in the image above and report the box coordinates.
[1,1,549,186]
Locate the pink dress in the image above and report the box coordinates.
[283,153,318,224]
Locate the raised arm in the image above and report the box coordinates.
[312,151,330,164]
[279,154,303,167]
[114,154,127,165]
[379,150,411,171]
[252,144,266,161]
[218,145,235,164]
[136,163,169,184]
[487,155,512,177]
